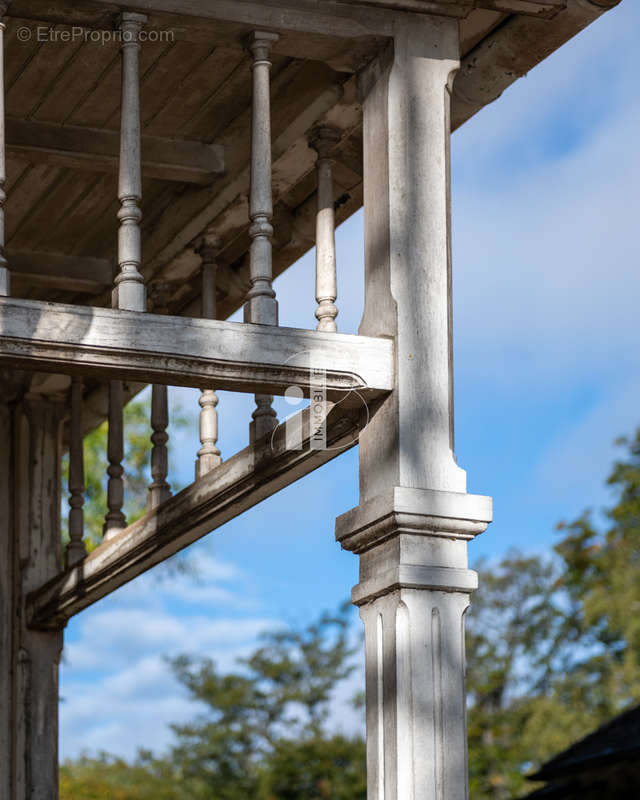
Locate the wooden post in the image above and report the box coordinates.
[0,394,64,799]
[336,16,492,800]
[103,379,126,538]
[66,377,87,566]
[245,31,279,442]
[147,383,171,509]
[0,3,9,296]
[114,12,147,312]
[196,234,222,478]
[310,126,340,332]
[146,284,173,510]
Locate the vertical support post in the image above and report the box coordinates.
[336,17,492,800]
[0,394,64,799]
[103,379,126,538]
[114,11,147,312]
[147,283,173,509]
[0,3,9,296]
[196,233,222,479]
[310,126,340,332]
[245,30,279,442]
[66,377,87,566]
[147,383,171,509]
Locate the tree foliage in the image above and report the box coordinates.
[61,393,189,553]
[60,429,640,799]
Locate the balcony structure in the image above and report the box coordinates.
[0,0,622,797]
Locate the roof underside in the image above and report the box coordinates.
[2,0,620,416]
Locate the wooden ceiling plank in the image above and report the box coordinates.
[9,171,95,252]
[6,119,225,183]
[6,28,85,120]
[145,46,248,140]
[7,250,112,293]
[5,162,62,242]
[138,41,212,130]
[34,41,119,125]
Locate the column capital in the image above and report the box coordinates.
[245,30,279,61]
[337,487,492,606]
[336,486,492,553]
[309,125,340,159]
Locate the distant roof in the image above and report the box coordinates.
[531,703,640,782]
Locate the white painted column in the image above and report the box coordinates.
[66,377,87,566]
[0,4,9,296]
[311,126,340,332]
[336,16,492,800]
[196,233,222,478]
[103,379,126,538]
[114,12,147,312]
[245,30,279,442]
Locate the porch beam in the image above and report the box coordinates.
[28,403,362,630]
[0,297,393,399]
[7,250,112,294]
[5,118,224,184]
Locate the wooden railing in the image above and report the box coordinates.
[0,13,388,594]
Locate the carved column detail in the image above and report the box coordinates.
[338,15,493,800]
[245,30,279,442]
[0,4,9,296]
[196,233,222,479]
[66,377,86,566]
[114,12,147,312]
[310,126,340,332]
[337,488,492,800]
[103,380,126,538]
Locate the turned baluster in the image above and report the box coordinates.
[147,383,171,509]
[196,234,222,479]
[245,31,279,442]
[66,377,87,566]
[0,4,9,296]
[103,380,126,538]
[147,283,174,509]
[114,12,147,311]
[310,127,340,332]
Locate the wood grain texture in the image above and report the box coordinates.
[0,297,394,397]
[28,402,362,629]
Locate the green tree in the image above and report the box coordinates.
[467,428,640,798]
[60,429,640,800]
[60,603,365,800]
[164,602,364,800]
[61,391,189,552]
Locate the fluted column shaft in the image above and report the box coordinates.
[337,15,493,800]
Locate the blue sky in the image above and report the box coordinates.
[60,1,640,761]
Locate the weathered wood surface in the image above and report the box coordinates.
[29,403,362,630]
[0,1,615,336]
[0,297,394,398]
[7,249,112,294]
[6,118,225,183]
[0,398,64,797]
